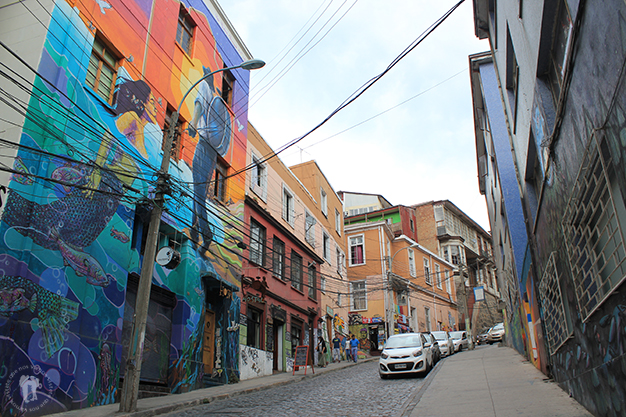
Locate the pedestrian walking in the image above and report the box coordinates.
[318,337,328,368]
[331,333,341,363]
[350,334,359,363]
[340,334,347,361]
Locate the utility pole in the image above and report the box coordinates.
[119,59,264,412]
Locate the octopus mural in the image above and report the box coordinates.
[0,0,249,414]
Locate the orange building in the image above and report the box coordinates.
[344,203,457,354]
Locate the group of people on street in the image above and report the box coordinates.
[317,333,360,367]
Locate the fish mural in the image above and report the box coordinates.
[51,165,86,193]
[11,157,34,185]
[53,229,113,287]
[110,226,130,243]
[0,275,79,358]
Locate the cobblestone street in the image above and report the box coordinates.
[163,360,425,417]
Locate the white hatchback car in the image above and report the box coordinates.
[379,333,432,379]
[449,330,469,352]
[431,331,454,357]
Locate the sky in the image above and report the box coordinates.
[218,0,492,231]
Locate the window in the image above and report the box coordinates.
[538,252,571,354]
[323,233,330,261]
[320,188,327,216]
[291,251,303,291]
[410,219,415,232]
[408,249,416,278]
[176,5,195,55]
[506,27,520,131]
[424,258,431,285]
[351,281,367,311]
[250,220,266,266]
[273,237,285,280]
[349,235,365,266]
[308,264,317,299]
[547,0,573,104]
[305,212,316,247]
[282,185,295,226]
[449,245,462,265]
[336,247,343,276]
[86,35,118,103]
[335,209,341,235]
[220,69,234,106]
[163,107,183,161]
[425,307,431,332]
[250,152,267,200]
[435,264,442,289]
[562,133,626,322]
[445,271,452,294]
[291,322,302,356]
[247,307,262,349]
[213,159,228,203]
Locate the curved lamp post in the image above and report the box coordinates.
[120,58,265,412]
[385,243,419,339]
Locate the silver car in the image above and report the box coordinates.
[449,330,469,352]
[431,331,453,357]
[487,322,505,344]
[379,333,432,379]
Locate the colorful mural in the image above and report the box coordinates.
[0,0,249,414]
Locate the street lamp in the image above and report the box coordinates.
[119,58,265,412]
[386,243,419,339]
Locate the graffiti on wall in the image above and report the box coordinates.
[0,0,249,413]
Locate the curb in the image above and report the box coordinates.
[106,357,379,417]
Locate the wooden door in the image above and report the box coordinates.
[203,310,215,375]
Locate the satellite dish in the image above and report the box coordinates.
[156,246,181,269]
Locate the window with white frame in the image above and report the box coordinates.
[349,235,365,266]
[282,185,295,226]
[351,280,367,311]
[538,252,571,354]
[250,152,267,200]
[273,237,285,280]
[424,306,431,332]
[335,209,341,235]
[336,247,344,276]
[250,220,266,266]
[408,249,416,277]
[323,232,330,262]
[320,188,327,217]
[435,264,442,289]
[445,270,452,294]
[305,211,316,247]
[424,258,431,285]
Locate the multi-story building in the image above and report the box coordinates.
[413,200,500,338]
[0,0,256,413]
[241,124,348,377]
[290,161,349,345]
[344,202,457,352]
[339,191,392,218]
[471,0,626,413]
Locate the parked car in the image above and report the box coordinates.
[487,322,505,344]
[476,329,490,345]
[449,330,469,352]
[379,333,433,379]
[431,331,453,357]
[421,332,441,364]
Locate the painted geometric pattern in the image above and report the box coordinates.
[561,133,626,321]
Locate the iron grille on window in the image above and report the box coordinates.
[562,133,626,321]
[538,252,571,354]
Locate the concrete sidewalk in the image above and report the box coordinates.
[53,357,375,417]
[408,344,593,417]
